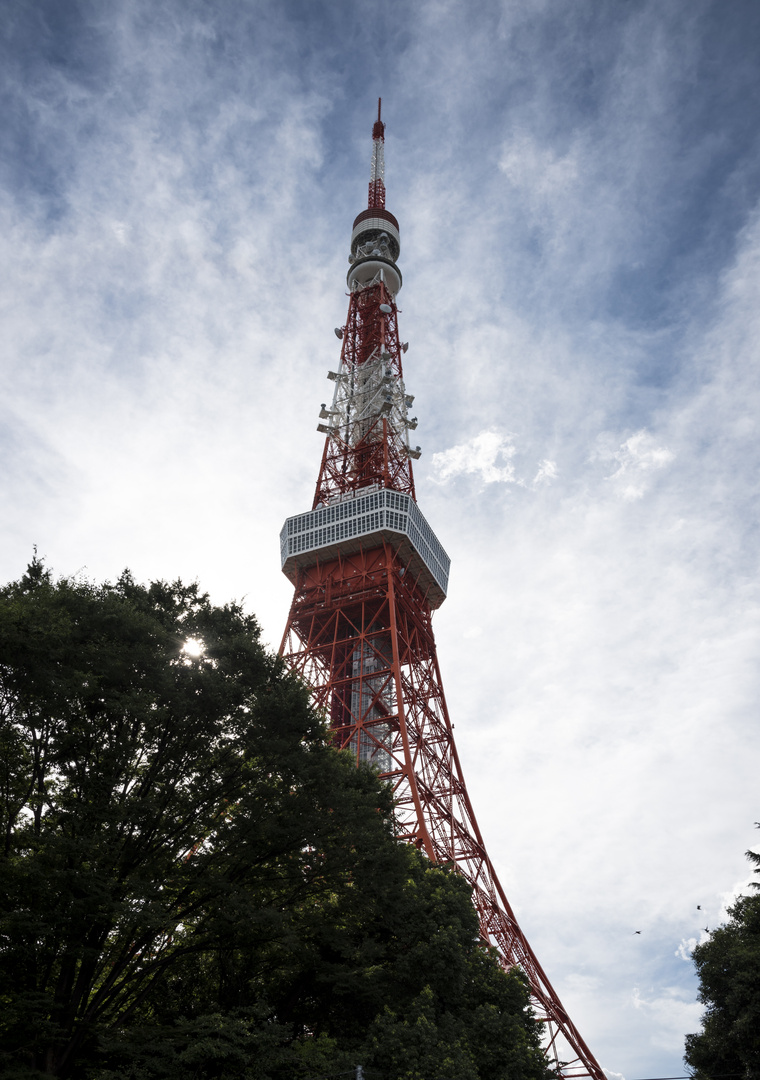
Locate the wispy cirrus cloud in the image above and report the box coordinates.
[3,3,760,1078]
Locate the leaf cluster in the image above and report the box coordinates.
[685,841,760,1080]
[0,562,551,1080]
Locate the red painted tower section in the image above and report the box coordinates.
[280,102,605,1080]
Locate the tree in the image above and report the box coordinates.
[0,561,551,1080]
[685,838,760,1080]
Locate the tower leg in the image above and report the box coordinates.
[281,544,605,1080]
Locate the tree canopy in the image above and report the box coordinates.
[0,561,551,1080]
[685,838,760,1080]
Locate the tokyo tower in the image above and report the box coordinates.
[279,102,605,1080]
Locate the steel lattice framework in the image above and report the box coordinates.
[280,102,606,1080]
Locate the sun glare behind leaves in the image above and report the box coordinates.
[182,638,204,658]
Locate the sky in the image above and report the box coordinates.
[2,1,760,1076]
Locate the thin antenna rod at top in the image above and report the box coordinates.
[369,99,386,208]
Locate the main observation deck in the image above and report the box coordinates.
[280,488,450,609]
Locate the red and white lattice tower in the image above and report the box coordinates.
[279,101,605,1080]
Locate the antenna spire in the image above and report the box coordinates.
[368,99,386,209]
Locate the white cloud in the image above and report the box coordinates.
[430,430,517,486]
[675,937,697,962]
[532,458,557,486]
[631,986,703,1053]
[499,133,581,226]
[594,429,675,500]
[717,876,758,922]
[429,434,557,492]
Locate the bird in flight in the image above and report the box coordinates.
[633,930,641,935]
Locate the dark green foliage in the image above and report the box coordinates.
[685,840,760,1080]
[0,563,551,1080]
